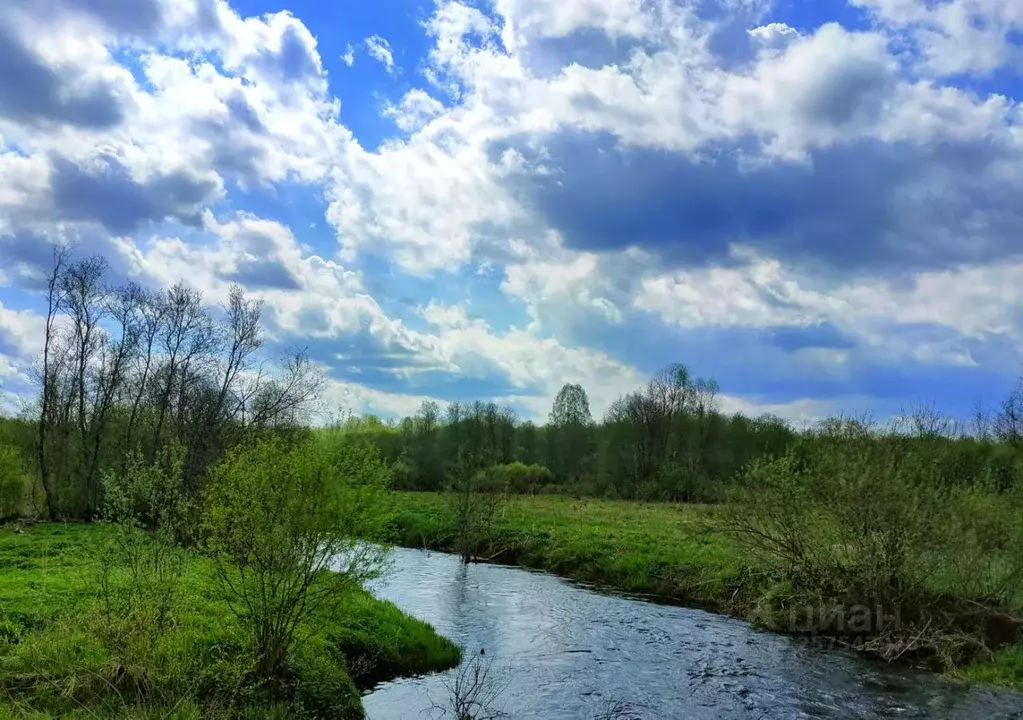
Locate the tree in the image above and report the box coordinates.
[34,251,326,520]
[448,463,506,564]
[548,384,594,486]
[37,245,70,518]
[995,373,1023,448]
[549,383,592,427]
[201,435,389,681]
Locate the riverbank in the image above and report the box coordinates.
[384,491,1023,691]
[0,523,460,718]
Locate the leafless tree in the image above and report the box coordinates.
[431,650,508,720]
[37,246,70,517]
[994,373,1023,448]
[33,253,326,518]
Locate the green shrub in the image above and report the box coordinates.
[717,418,1023,660]
[488,462,553,495]
[0,443,27,521]
[201,435,390,681]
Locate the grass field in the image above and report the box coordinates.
[0,523,460,718]
[385,491,1023,691]
[387,492,761,607]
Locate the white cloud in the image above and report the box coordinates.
[342,43,355,67]
[318,376,446,420]
[383,89,446,132]
[0,300,44,359]
[748,22,802,52]
[633,252,1023,367]
[365,34,395,72]
[716,394,846,426]
[418,300,644,417]
[851,0,1023,77]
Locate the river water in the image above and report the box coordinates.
[362,548,1023,719]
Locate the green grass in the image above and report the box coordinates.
[959,645,1023,691]
[385,491,1023,692]
[0,523,460,718]
[386,492,759,608]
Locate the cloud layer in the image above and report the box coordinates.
[1,0,1022,422]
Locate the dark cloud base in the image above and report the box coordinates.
[495,130,1023,278]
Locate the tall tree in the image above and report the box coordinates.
[37,246,70,518]
[548,383,594,486]
[549,383,593,427]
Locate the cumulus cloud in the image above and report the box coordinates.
[851,0,1023,77]
[50,153,220,233]
[383,89,446,132]
[2,0,1023,421]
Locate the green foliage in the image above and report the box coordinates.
[95,447,190,656]
[201,435,391,680]
[319,364,798,502]
[488,463,553,495]
[721,422,1023,609]
[0,523,459,718]
[716,420,1023,666]
[0,445,27,522]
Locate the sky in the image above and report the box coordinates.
[1,0,1022,424]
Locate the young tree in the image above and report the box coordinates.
[995,373,1023,448]
[201,435,390,681]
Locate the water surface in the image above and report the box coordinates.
[363,548,1023,719]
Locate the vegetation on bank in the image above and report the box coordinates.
[384,490,1023,690]
[0,523,460,718]
[386,492,747,603]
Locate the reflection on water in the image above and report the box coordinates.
[362,548,1023,719]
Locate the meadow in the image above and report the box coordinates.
[0,522,460,719]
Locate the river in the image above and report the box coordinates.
[362,548,1023,719]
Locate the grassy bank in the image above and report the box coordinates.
[384,491,1023,691]
[387,491,752,606]
[0,523,460,718]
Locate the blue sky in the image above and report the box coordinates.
[1,0,1023,424]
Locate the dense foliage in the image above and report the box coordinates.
[202,433,391,680]
[320,375,1023,507]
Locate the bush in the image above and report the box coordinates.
[447,464,508,564]
[717,419,1023,661]
[0,443,27,521]
[201,435,390,682]
[95,447,190,661]
[488,462,553,495]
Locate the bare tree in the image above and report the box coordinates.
[994,373,1023,448]
[431,650,508,720]
[31,253,327,518]
[37,246,70,518]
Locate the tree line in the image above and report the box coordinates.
[332,373,1023,503]
[4,247,1023,518]
[332,369,796,502]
